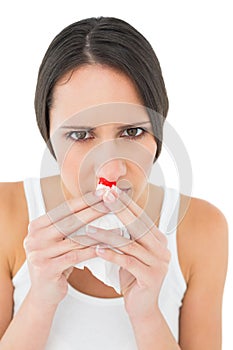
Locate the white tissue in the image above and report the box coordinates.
[71,186,131,294]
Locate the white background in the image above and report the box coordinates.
[0,0,232,348]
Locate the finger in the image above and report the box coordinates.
[96,247,149,287]
[86,226,128,247]
[120,192,167,244]
[119,268,136,295]
[103,192,167,247]
[86,226,150,263]
[29,191,106,231]
[28,235,100,261]
[50,246,97,276]
[86,226,165,265]
[102,199,152,244]
[70,234,100,247]
[44,202,109,241]
[47,192,107,224]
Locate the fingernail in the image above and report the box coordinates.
[111,185,121,195]
[86,225,97,234]
[103,191,116,203]
[95,188,105,197]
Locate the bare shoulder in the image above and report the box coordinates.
[177,194,228,284]
[177,195,228,348]
[0,181,29,276]
[179,194,228,237]
[0,181,29,337]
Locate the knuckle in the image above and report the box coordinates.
[164,248,171,263]
[60,283,68,297]
[163,235,168,246]
[159,231,168,246]
[23,236,35,252]
[24,235,42,253]
[27,251,43,266]
[28,219,40,233]
[23,236,29,251]
[162,261,170,274]
[159,258,170,274]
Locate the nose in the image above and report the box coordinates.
[96,158,127,183]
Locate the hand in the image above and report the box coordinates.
[86,190,171,321]
[23,191,110,307]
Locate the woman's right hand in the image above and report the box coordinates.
[23,190,109,308]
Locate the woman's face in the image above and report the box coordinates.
[49,64,157,204]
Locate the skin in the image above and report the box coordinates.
[0,64,228,349]
[49,65,157,204]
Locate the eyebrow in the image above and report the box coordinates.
[60,121,151,129]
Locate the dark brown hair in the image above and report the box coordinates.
[34,16,169,161]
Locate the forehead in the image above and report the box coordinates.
[50,64,146,130]
[55,104,151,133]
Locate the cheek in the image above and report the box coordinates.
[128,163,149,199]
[146,135,157,159]
[58,145,95,197]
[134,137,157,176]
[130,138,156,198]
[50,133,156,198]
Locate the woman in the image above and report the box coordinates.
[0,17,228,349]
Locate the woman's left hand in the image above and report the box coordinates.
[86,190,171,321]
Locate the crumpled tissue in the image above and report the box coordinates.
[70,181,131,294]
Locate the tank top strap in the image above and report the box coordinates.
[158,187,180,235]
[23,177,45,221]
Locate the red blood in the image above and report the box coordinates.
[98,177,116,188]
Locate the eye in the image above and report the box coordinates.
[65,130,92,141]
[121,127,145,138]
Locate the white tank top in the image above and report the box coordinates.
[12,178,186,349]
